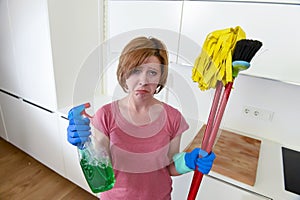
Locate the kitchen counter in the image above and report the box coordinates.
[182,125,300,200]
[185,125,261,186]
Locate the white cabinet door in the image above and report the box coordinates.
[47,0,101,110]
[106,1,182,100]
[0,92,24,147]
[58,116,92,193]
[0,105,8,140]
[198,176,271,200]
[20,100,64,175]
[0,0,20,96]
[107,1,182,62]
[0,92,24,146]
[172,173,271,200]
[0,91,64,176]
[179,1,300,84]
[3,0,57,110]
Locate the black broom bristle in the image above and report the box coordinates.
[232,39,263,62]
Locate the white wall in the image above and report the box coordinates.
[167,63,300,151]
[223,75,300,150]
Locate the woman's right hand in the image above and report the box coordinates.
[67,104,91,147]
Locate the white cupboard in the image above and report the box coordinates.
[106,1,183,100]
[47,0,101,109]
[0,92,64,176]
[107,1,183,63]
[172,173,271,200]
[58,116,92,193]
[0,0,20,97]
[0,0,57,110]
[179,1,300,84]
[0,104,8,140]
[0,0,101,111]
[0,0,101,196]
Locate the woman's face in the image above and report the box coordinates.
[125,56,162,99]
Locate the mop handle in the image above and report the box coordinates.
[187,82,222,200]
[206,81,233,152]
[187,81,234,200]
[201,81,223,149]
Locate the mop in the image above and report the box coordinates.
[187,27,262,200]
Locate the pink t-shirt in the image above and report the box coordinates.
[92,101,189,200]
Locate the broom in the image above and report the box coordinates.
[187,39,263,200]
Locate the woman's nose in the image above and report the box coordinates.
[139,73,149,85]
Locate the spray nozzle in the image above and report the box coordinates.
[82,103,93,119]
[68,102,93,120]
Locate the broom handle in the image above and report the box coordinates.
[201,81,223,149]
[187,82,222,200]
[187,81,234,200]
[206,81,233,152]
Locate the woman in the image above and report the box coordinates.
[67,36,215,200]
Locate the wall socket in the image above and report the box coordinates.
[243,106,274,121]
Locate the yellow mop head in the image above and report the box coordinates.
[192,26,246,90]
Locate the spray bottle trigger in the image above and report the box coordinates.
[81,102,93,119]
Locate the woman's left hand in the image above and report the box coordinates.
[185,148,216,174]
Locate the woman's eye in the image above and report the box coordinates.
[132,68,141,74]
[149,70,158,76]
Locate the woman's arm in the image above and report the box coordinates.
[91,126,110,155]
[167,135,182,176]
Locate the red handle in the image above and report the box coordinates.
[187,171,204,200]
[201,81,223,149]
[187,81,234,200]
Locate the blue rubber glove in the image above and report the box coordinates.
[185,148,216,174]
[67,104,91,147]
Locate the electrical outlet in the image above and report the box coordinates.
[243,106,274,121]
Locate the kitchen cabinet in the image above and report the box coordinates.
[0,89,95,195]
[106,1,183,99]
[172,173,271,200]
[198,175,270,200]
[179,1,300,84]
[0,92,24,149]
[0,0,20,96]
[0,106,7,140]
[0,0,57,110]
[0,0,102,195]
[47,0,101,109]
[0,91,64,176]
[20,100,64,175]
[57,116,92,193]
[107,1,182,63]
[0,0,101,111]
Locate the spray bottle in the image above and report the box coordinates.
[76,103,115,193]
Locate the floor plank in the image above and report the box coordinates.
[0,137,98,200]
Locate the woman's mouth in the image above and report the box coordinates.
[135,89,149,94]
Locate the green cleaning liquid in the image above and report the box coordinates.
[79,147,115,193]
[72,103,115,193]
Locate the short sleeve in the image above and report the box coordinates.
[165,104,189,140]
[91,104,113,137]
[174,111,189,137]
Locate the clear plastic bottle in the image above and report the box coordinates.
[77,103,115,193]
[78,139,115,193]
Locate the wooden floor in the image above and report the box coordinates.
[0,137,98,200]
